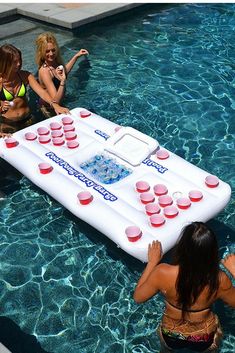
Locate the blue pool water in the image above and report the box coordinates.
[0,3,235,352]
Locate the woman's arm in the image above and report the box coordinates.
[219,254,235,308]
[222,253,235,278]
[65,49,89,74]
[133,241,163,303]
[27,72,70,115]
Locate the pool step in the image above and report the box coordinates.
[0,343,12,353]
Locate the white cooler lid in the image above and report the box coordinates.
[105,127,159,166]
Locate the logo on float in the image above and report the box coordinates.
[142,158,168,174]
[94,130,110,140]
[45,152,117,202]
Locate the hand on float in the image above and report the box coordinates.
[222,253,235,278]
[148,240,162,266]
[0,132,12,138]
[51,102,70,115]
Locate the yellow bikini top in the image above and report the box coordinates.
[0,74,27,101]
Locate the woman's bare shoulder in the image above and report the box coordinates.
[155,263,177,276]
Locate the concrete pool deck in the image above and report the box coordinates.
[0,2,143,29]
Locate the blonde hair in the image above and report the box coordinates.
[35,32,64,68]
[0,44,22,79]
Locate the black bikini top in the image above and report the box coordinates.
[166,300,211,313]
[42,63,60,89]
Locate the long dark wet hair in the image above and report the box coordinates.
[173,222,220,315]
[0,44,22,79]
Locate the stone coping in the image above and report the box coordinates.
[0,3,143,29]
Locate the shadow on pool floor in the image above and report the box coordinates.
[0,316,52,353]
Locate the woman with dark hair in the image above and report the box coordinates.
[134,222,235,353]
[0,44,69,137]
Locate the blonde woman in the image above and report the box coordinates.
[35,32,89,117]
[0,44,69,138]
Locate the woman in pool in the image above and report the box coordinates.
[134,222,235,353]
[0,44,69,138]
[35,32,89,118]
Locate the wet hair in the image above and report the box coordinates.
[35,32,63,68]
[0,44,22,79]
[173,222,220,316]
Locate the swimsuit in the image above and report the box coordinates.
[38,63,61,118]
[0,74,30,134]
[166,300,211,313]
[42,63,61,89]
[0,73,27,101]
[158,301,222,352]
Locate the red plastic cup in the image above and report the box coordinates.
[125,226,142,242]
[5,138,19,148]
[80,110,91,118]
[50,122,62,130]
[140,192,155,204]
[62,116,74,125]
[77,191,93,205]
[63,125,75,133]
[176,197,191,210]
[52,137,64,146]
[25,132,37,141]
[136,181,150,193]
[205,175,219,188]
[156,149,169,160]
[150,214,165,227]
[65,132,77,141]
[39,136,51,144]
[158,195,173,207]
[51,130,63,138]
[67,140,79,149]
[37,127,50,135]
[38,162,53,174]
[153,184,168,196]
[189,190,203,202]
[164,205,179,218]
[145,203,160,216]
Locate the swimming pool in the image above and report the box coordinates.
[0,3,234,353]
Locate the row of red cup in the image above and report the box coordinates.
[25,118,79,149]
[124,176,220,241]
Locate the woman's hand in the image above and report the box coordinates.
[148,240,162,266]
[55,66,66,83]
[0,132,12,138]
[52,102,70,115]
[76,49,89,58]
[1,100,14,113]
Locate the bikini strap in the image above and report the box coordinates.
[166,300,211,313]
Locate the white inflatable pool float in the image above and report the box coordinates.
[0,108,231,262]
